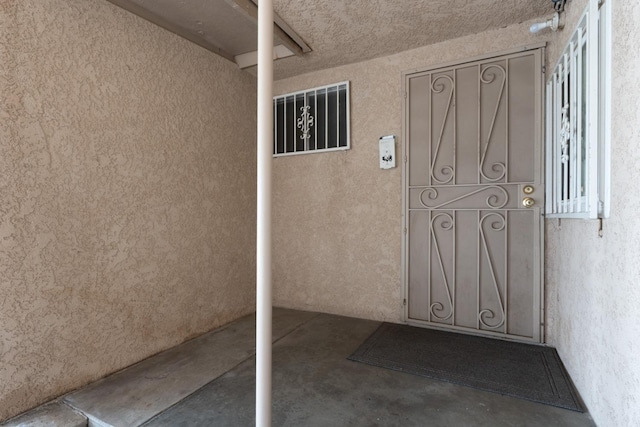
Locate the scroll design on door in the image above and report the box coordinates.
[429,213,454,322]
[479,64,507,183]
[419,185,509,210]
[478,212,506,329]
[430,75,455,184]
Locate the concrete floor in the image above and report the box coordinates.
[143,310,595,427]
[5,308,597,427]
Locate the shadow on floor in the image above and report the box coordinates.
[4,308,596,427]
[143,310,595,427]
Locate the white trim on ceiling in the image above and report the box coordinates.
[235,45,296,69]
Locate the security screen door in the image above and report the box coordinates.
[404,48,544,342]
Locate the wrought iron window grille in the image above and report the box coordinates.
[545,0,610,219]
[273,82,350,157]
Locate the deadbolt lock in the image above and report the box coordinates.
[523,185,534,194]
[522,197,535,208]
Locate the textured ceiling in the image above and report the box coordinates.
[271,0,552,79]
[110,0,555,80]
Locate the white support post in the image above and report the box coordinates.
[256,0,273,425]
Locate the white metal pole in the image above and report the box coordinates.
[256,0,273,426]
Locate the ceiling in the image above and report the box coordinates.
[107,0,554,80]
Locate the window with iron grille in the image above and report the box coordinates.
[273,82,350,157]
[545,0,610,218]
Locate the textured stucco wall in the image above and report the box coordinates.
[272,21,548,323]
[275,5,640,424]
[545,1,640,426]
[0,0,256,421]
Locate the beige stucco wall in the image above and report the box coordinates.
[0,0,256,421]
[273,22,548,322]
[545,1,640,426]
[275,3,640,425]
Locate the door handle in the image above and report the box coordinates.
[522,197,535,208]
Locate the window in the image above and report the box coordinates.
[273,82,350,157]
[545,0,610,218]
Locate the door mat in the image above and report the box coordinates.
[348,323,583,412]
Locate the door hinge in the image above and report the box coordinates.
[403,227,407,235]
[404,155,408,163]
[403,299,407,306]
[542,65,547,74]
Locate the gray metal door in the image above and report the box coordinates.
[404,48,544,342]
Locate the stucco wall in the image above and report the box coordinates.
[275,4,640,425]
[0,0,256,421]
[272,22,548,323]
[545,1,640,426]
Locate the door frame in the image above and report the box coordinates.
[400,43,547,343]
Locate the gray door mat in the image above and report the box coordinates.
[348,323,584,412]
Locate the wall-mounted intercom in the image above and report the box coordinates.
[379,135,396,169]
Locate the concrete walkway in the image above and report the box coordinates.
[2,308,596,427]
